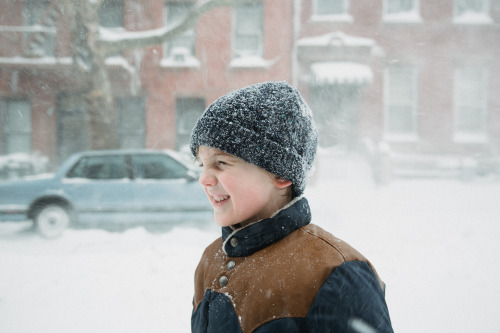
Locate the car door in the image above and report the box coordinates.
[62,154,136,224]
[131,153,211,224]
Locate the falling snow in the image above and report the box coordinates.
[0,148,499,332]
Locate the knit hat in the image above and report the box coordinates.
[190,81,318,198]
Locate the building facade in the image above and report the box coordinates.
[297,0,500,177]
[0,0,499,176]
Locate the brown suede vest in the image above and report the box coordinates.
[193,224,384,333]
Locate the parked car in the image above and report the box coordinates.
[0,149,212,238]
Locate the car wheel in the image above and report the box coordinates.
[35,204,71,238]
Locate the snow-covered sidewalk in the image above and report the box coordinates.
[1,150,499,332]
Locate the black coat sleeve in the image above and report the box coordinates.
[254,261,393,333]
[306,260,393,333]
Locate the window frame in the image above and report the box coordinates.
[116,96,146,149]
[232,1,264,60]
[311,0,352,22]
[162,1,199,67]
[453,65,489,142]
[1,98,32,154]
[99,0,124,29]
[383,0,422,23]
[175,97,205,150]
[453,0,492,24]
[23,0,56,56]
[383,65,419,141]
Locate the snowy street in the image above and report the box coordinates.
[1,149,499,333]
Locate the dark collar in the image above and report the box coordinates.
[221,197,311,257]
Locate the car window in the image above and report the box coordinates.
[66,155,128,180]
[132,154,187,180]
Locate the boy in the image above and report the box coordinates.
[190,81,393,332]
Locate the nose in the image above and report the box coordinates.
[199,168,217,187]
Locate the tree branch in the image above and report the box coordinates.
[98,0,260,56]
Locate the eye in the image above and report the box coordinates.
[217,160,227,166]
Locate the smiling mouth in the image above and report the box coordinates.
[208,193,230,206]
[214,195,229,202]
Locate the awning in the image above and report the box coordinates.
[298,31,375,48]
[310,62,373,85]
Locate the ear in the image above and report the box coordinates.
[273,177,292,190]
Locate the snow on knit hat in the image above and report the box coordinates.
[189,81,318,198]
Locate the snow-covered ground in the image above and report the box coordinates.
[1,149,499,333]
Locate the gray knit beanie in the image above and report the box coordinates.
[189,81,318,198]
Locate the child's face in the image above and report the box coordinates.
[197,146,292,227]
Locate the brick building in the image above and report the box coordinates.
[0,0,499,176]
[296,0,500,177]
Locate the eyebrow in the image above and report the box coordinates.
[214,152,231,158]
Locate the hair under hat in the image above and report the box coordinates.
[190,81,318,198]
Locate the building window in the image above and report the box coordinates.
[386,0,417,13]
[1,99,32,154]
[312,0,351,21]
[176,97,205,150]
[233,1,263,59]
[162,1,197,66]
[453,66,489,142]
[384,0,421,22]
[99,0,124,28]
[57,94,89,163]
[116,97,145,149]
[314,0,348,15]
[23,0,56,56]
[384,66,418,139]
[454,0,492,24]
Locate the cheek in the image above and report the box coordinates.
[202,187,211,199]
[225,182,247,204]
[240,177,274,204]
[221,168,275,206]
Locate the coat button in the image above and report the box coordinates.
[230,238,238,247]
[226,260,235,270]
[219,276,229,287]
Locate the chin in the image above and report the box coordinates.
[214,217,231,227]
[215,216,244,228]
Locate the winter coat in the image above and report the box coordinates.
[191,197,393,333]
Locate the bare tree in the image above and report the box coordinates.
[39,0,259,150]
